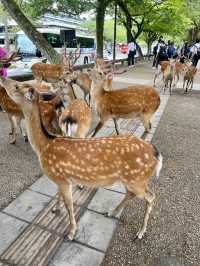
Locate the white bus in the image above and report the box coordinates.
[15,28,95,65]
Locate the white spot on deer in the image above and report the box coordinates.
[136,157,142,163]
[51,167,56,173]
[135,144,140,150]
[48,160,52,165]
[52,155,56,160]
[125,165,130,169]
[144,153,149,159]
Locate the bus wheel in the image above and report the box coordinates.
[84,57,88,64]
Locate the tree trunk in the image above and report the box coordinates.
[4,12,10,52]
[126,15,132,43]
[96,0,107,58]
[1,0,61,64]
[135,42,143,57]
[147,41,152,55]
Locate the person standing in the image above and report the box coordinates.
[180,42,190,63]
[191,39,200,67]
[167,42,176,59]
[128,39,136,67]
[152,36,164,68]
[0,47,8,77]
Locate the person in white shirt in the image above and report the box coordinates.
[128,40,136,67]
[191,39,200,67]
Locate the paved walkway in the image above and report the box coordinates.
[1,62,199,265]
[102,91,200,265]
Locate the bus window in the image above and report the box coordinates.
[43,33,63,48]
[0,39,5,45]
[77,37,94,48]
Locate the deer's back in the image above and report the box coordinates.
[0,86,23,116]
[32,63,63,82]
[41,135,157,185]
[97,86,160,117]
[61,99,91,125]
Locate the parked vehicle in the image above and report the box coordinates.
[15,28,95,66]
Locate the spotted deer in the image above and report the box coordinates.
[183,65,197,93]
[162,60,175,95]
[0,82,64,143]
[90,68,160,137]
[0,85,27,144]
[1,77,163,241]
[31,47,80,83]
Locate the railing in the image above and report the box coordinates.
[8,54,153,82]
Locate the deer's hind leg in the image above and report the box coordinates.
[137,188,155,239]
[141,113,152,133]
[8,114,17,144]
[126,183,155,240]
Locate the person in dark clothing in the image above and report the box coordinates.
[167,42,176,59]
[180,42,190,63]
[191,39,200,67]
[152,37,163,68]
[156,41,168,67]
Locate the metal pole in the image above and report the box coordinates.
[113,1,117,67]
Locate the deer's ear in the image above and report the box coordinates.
[106,72,113,80]
[24,86,37,102]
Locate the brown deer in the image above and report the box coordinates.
[183,65,197,93]
[0,85,27,144]
[1,77,163,241]
[154,60,189,88]
[162,60,175,95]
[90,69,160,137]
[0,82,64,143]
[31,47,80,83]
[59,98,92,138]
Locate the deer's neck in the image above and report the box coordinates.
[22,103,50,156]
[91,80,105,102]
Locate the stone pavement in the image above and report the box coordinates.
[0,62,172,265]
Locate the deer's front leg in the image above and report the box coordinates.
[8,114,16,144]
[113,118,120,135]
[91,120,104,137]
[59,182,77,241]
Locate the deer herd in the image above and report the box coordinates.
[1,48,198,242]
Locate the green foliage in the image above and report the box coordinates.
[20,0,93,18]
[84,19,126,42]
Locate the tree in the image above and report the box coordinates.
[84,19,126,43]
[1,0,61,64]
[184,0,200,42]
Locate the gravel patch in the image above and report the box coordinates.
[0,112,41,209]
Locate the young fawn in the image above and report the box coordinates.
[183,65,197,93]
[90,69,160,136]
[1,77,163,241]
[162,60,175,95]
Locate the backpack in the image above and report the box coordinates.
[195,45,200,56]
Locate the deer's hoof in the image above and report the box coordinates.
[24,136,28,142]
[77,184,84,190]
[51,209,61,216]
[64,231,75,242]
[9,138,16,145]
[135,229,146,240]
